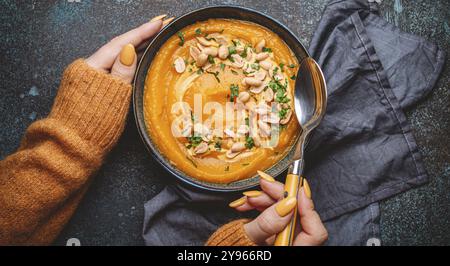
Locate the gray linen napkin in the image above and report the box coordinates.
[142,0,445,246]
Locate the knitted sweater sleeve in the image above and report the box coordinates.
[0,59,131,245]
[206,219,257,246]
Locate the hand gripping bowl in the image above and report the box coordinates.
[133,6,310,192]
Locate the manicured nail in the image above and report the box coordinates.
[275,197,297,217]
[243,190,262,197]
[162,17,175,27]
[119,44,135,66]
[150,14,167,22]
[257,170,275,182]
[303,178,312,199]
[229,196,247,208]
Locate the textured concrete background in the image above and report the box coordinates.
[0,0,448,246]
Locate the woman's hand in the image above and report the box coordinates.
[85,14,174,83]
[229,172,328,246]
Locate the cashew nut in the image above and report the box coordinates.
[194,142,209,154]
[230,54,244,68]
[218,45,229,59]
[202,46,218,57]
[208,33,228,45]
[174,57,186,73]
[196,53,208,67]
[231,142,246,152]
[253,70,266,81]
[259,60,272,70]
[256,52,270,61]
[238,91,250,103]
[190,46,201,61]
[243,77,262,87]
[196,36,218,47]
[249,82,266,94]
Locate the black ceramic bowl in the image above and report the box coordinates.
[133,5,309,192]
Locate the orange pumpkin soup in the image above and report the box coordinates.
[144,19,300,183]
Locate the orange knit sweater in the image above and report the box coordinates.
[0,59,131,245]
[206,219,256,246]
[0,59,254,246]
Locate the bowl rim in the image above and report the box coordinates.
[133,5,310,192]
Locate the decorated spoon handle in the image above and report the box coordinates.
[274,159,304,246]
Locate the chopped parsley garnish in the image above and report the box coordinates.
[276,90,290,103]
[268,80,279,91]
[245,136,255,149]
[220,63,225,71]
[196,69,203,75]
[279,63,285,72]
[228,46,237,55]
[251,63,260,70]
[288,64,296,68]
[177,31,185,46]
[273,66,279,75]
[229,84,239,102]
[279,108,289,119]
[290,75,296,80]
[240,45,250,58]
[240,48,247,58]
[207,55,215,64]
[214,139,222,151]
[269,79,290,103]
[187,135,203,147]
[195,28,202,35]
[230,69,238,75]
[262,47,272,53]
[245,117,249,126]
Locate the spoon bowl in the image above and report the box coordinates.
[294,57,328,133]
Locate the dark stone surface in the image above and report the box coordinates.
[0,0,448,245]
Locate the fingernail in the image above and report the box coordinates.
[150,14,167,22]
[162,17,175,27]
[120,44,135,66]
[303,178,312,199]
[257,170,275,182]
[229,196,246,208]
[275,196,297,217]
[243,190,262,197]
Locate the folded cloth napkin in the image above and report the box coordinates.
[142,0,445,246]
